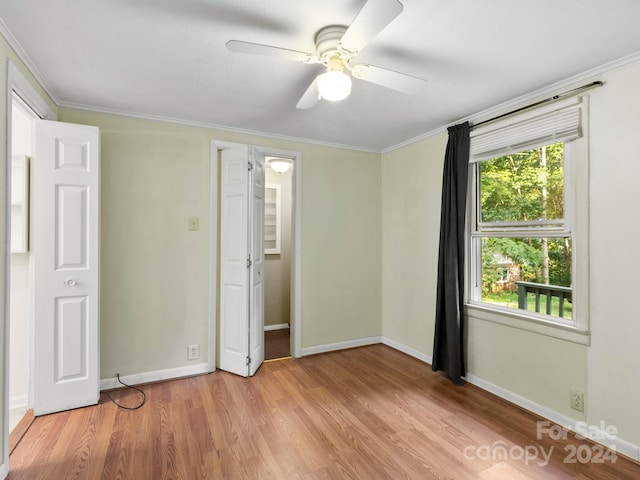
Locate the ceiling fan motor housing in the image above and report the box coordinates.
[314,26,349,63]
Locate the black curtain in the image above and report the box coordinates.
[432,122,470,384]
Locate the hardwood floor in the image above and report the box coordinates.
[8,344,640,479]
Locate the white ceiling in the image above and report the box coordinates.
[2,0,640,151]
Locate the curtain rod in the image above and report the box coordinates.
[471,81,603,130]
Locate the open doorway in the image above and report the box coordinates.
[264,157,293,361]
[8,93,37,434]
[209,141,301,375]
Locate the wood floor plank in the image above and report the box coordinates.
[8,344,640,479]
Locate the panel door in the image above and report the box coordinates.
[249,149,265,376]
[33,120,100,415]
[219,146,251,376]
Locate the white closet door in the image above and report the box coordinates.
[219,146,251,376]
[249,149,265,376]
[218,145,266,377]
[33,120,100,415]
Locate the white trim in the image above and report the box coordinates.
[467,304,590,345]
[60,101,380,154]
[465,373,640,462]
[381,337,433,365]
[0,19,60,106]
[100,363,209,391]
[381,337,640,462]
[8,394,27,410]
[264,323,289,331]
[7,61,56,121]
[299,336,382,357]
[207,141,219,373]
[382,50,640,154]
[465,372,579,428]
[291,152,302,358]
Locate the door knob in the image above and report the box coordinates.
[64,279,77,286]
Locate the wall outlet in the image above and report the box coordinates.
[570,391,584,412]
[188,344,199,360]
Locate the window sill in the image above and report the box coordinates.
[465,302,590,345]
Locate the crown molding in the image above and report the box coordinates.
[0,16,60,105]
[58,101,381,154]
[381,50,640,154]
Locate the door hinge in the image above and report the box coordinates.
[246,356,252,366]
[248,161,253,171]
[247,254,252,268]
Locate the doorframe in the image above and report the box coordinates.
[209,140,302,372]
[2,60,57,477]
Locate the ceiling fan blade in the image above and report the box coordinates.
[351,64,426,95]
[339,0,403,55]
[226,40,317,63]
[296,77,320,109]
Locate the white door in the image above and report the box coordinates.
[249,150,265,376]
[219,145,265,377]
[219,146,251,376]
[32,120,100,415]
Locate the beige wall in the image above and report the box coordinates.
[300,147,382,346]
[264,168,292,327]
[58,111,212,377]
[381,60,640,451]
[381,134,446,353]
[586,60,640,448]
[58,109,382,375]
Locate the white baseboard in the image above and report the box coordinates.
[299,336,382,357]
[9,394,28,410]
[379,336,640,462]
[100,363,210,391]
[264,323,290,331]
[381,337,433,365]
[465,373,640,461]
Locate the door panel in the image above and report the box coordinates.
[219,146,250,376]
[54,296,88,380]
[56,185,88,268]
[249,149,265,376]
[33,120,99,415]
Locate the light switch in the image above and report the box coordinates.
[188,216,199,231]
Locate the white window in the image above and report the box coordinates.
[468,96,590,340]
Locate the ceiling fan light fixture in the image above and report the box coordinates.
[267,157,293,173]
[317,70,352,102]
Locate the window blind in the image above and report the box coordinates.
[470,96,582,162]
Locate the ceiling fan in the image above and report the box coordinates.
[226,0,426,109]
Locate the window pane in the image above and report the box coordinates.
[479,143,565,224]
[480,237,572,319]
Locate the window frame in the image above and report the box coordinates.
[465,97,590,345]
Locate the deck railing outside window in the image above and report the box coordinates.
[515,281,572,318]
